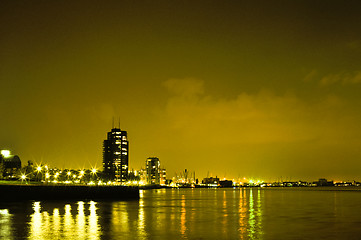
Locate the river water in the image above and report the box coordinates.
[1,187,361,239]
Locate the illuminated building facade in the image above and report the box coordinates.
[146,157,160,185]
[103,128,129,182]
[160,168,166,185]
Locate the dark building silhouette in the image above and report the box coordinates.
[146,157,160,185]
[202,176,220,185]
[102,128,129,182]
[219,180,233,187]
[0,150,21,178]
[315,178,334,187]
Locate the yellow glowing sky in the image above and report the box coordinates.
[1,1,361,181]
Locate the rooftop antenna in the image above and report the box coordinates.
[118,117,120,129]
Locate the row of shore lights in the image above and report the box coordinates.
[1,150,100,182]
[20,165,98,182]
[35,166,97,174]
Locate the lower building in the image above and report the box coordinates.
[0,150,21,178]
[160,168,167,185]
[202,177,220,185]
[316,178,334,186]
[219,180,233,187]
[146,157,160,185]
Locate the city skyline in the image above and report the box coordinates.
[2,1,361,181]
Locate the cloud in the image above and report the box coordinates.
[155,78,361,180]
[320,71,361,86]
[347,40,361,51]
[163,78,205,99]
[303,69,318,82]
[161,78,350,145]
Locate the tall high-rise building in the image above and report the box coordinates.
[146,157,160,185]
[103,128,129,182]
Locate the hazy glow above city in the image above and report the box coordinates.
[1,0,361,181]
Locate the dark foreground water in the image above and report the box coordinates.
[1,187,361,239]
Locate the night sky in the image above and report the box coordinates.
[2,0,361,181]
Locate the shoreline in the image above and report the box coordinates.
[0,184,139,201]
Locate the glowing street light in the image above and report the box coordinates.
[36,166,42,172]
[91,168,97,174]
[21,174,26,180]
[1,150,11,158]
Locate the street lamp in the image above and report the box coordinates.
[34,166,43,182]
[45,172,50,183]
[20,174,27,184]
[1,150,11,158]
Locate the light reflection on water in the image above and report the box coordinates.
[180,193,186,236]
[0,209,12,239]
[138,190,146,239]
[27,201,100,240]
[1,188,361,239]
